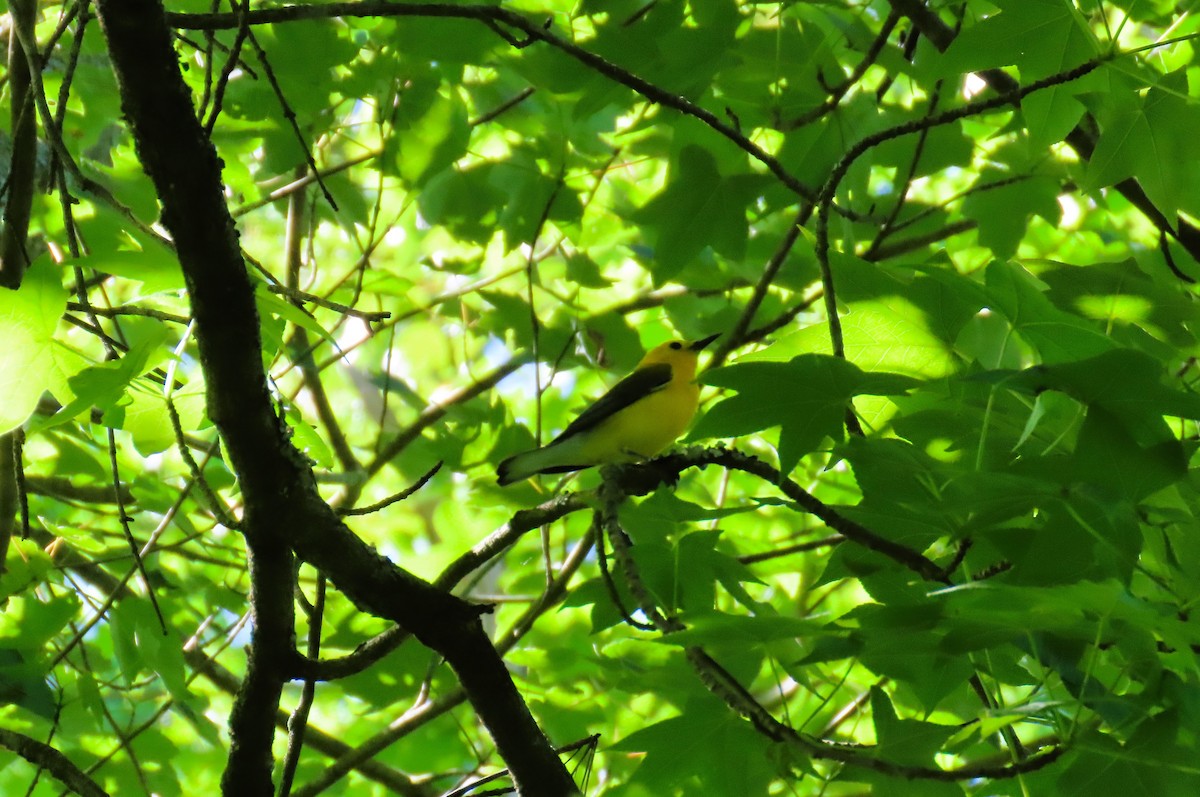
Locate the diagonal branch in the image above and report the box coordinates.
[595,458,1063,781]
[0,728,109,797]
[614,446,946,582]
[94,2,579,795]
[814,56,1106,359]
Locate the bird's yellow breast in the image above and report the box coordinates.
[572,377,700,464]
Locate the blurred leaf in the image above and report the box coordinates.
[614,697,777,796]
[417,164,504,243]
[659,613,825,647]
[870,687,958,766]
[634,144,770,283]
[693,354,919,472]
[962,173,1061,259]
[390,88,471,186]
[0,648,57,719]
[254,283,336,346]
[68,249,185,295]
[874,120,974,179]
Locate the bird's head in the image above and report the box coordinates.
[638,333,720,378]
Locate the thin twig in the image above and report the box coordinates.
[164,2,874,214]
[106,428,168,633]
[202,0,250,135]
[238,12,338,210]
[782,8,901,130]
[710,205,811,369]
[738,534,844,564]
[338,462,442,516]
[278,574,326,797]
[264,282,391,322]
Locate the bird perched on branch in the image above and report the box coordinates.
[497,333,720,486]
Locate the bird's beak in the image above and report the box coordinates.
[689,333,720,351]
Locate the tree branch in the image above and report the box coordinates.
[0,0,38,289]
[94,3,578,793]
[615,446,947,582]
[596,455,1064,782]
[814,56,1106,360]
[0,728,109,797]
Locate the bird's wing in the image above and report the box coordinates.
[552,362,673,443]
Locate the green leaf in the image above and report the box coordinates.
[962,173,1061,259]
[874,120,974,179]
[0,648,57,719]
[938,0,1095,78]
[692,354,919,473]
[1036,258,1196,350]
[781,255,963,381]
[1013,348,1200,442]
[0,594,81,651]
[564,251,611,288]
[417,164,504,244]
[1052,728,1200,796]
[659,613,825,647]
[0,262,77,434]
[832,437,957,548]
[984,260,1115,363]
[390,88,471,186]
[493,156,584,250]
[1073,406,1186,502]
[67,248,185,295]
[285,403,334,468]
[851,604,975,711]
[253,22,359,117]
[0,540,56,600]
[130,601,193,704]
[392,17,498,65]
[1083,70,1200,218]
[777,113,857,187]
[1023,79,1089,150]
[36,318,170,432]
[614,698,778,796]
[121,386,206,456]
[869,687,958,766]
[254,283,337,346]
[634,144,770,283]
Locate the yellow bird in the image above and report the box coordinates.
[496,333,720,486]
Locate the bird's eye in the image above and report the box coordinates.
[669,341,683,350]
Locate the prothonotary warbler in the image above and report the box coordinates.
[496,333,720,486]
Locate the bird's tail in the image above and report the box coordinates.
[496,440,587,486]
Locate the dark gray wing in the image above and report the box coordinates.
[551,362,673,444]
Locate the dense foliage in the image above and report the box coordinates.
[2,0,1200,794]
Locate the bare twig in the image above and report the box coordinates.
[106,428,168,633]
[338,462,442,517]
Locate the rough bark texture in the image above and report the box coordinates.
[95,2,578,794]
[0,0,37,289]
[0,728,110,797]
